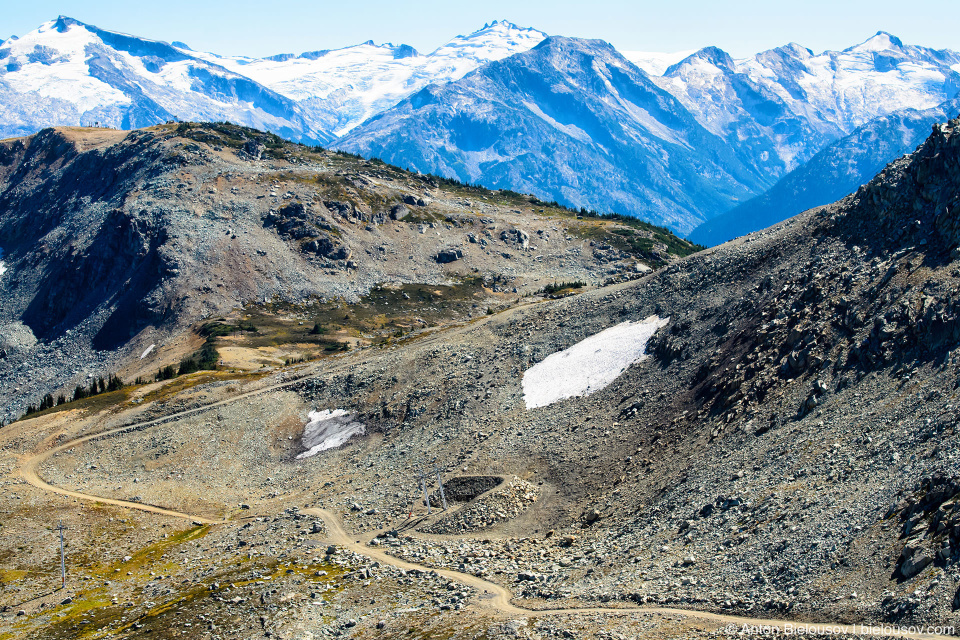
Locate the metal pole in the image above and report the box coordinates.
[435,467,448,510]
[57,520,66,589]
[419,474,431,515]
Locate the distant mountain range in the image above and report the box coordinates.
[0,17,544,143]
[338,31,960,233]
[2,17,959,237]
[337,36,775,233]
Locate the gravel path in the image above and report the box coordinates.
[18,405,955,639]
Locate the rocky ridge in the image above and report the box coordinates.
[0,122,698,421]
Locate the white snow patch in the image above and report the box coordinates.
[522,100,592,143]
[0,248,6,277]
[522,316,669,409]
[296,409,366,459]
[622,50,696,76]
[140,343,156,359]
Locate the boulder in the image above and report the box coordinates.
[500,228,530,249]
[303,235,349,260]
[436,248,463,264]
[241,139,265,160]
[900,548,933,579]
[390,204,410,220]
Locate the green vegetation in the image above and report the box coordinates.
[177,341,219,375]
[20,374,125,420]
[172,121,291,159]
[236,277,489,356]
[542,281,586,296]
[199,321,257,338]
[154,365,178,382]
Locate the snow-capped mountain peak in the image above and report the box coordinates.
[664,46,736,75]
[0,17,547,142]
[431,20,547,58]
[846,30,904,53]
[180,20,547,138]
[0,16,324,141]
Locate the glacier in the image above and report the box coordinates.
[0,18,545,142]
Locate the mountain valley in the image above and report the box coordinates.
[0,115,958,638]
[2,12,960,640]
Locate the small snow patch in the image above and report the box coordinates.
[0,247,6,277]
[140,343,156,359]
[296,409,366,459]
[522,315,668,409]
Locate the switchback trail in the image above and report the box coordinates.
[16,389,955,638]
[18,367,324,523]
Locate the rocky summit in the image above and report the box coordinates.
[0,118,960,640]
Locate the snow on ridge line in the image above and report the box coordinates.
[296,409,366,459]
[522,316,669,410]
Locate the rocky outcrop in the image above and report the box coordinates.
[891,474,960,580]
[844,117,960,253]
[263,202,348,260]
[419,477,539,534]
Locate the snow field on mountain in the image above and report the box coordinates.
[622,50,695,76]
[189,20,547,136]
[522,316,669,409]
[296,409,366,459]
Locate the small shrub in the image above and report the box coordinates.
[542,281,586,295]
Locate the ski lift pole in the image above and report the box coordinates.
[418,471,431,515]
[434,466,448,510]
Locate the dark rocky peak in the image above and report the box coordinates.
[840,116,960,256]
[265,52,296,63]
[477,20,531,33]
[393,44,418,59]
[53,16,81,33]
[298,49,331,61]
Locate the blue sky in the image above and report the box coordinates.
[4,0,959,58]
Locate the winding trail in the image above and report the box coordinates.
[16,388,956,639]
[18,368,321,523]
[302,508,954,639]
